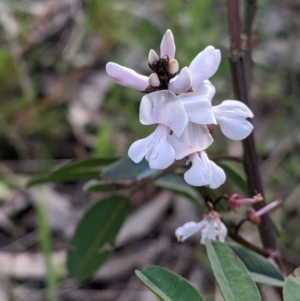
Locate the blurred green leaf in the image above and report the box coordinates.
[283,267,300,301]
[67,195,130,281]
[102,157,159,181]
[35,198,58,301]
[228,244,284,287]
[27,157,118,187]
[217,162,249,195]
[154,174,199,202]
[83,180,118,192]
[206,240,261,301]
[136,266,206,301]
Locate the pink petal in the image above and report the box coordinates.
[160,29,176,59]
[169,67,192,94]
[106,62,149,91]
[168,122,213,159]
[189,46,221,88]
[139,91,188,137]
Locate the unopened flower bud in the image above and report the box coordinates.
[247,198,281,225]
[227,193,260,211]
[255,198,281,217]
[247,208,261,225]
[168,59,179,75]
[149,73,160,87]
[148,49,159,65]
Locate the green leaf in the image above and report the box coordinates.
[27,157,118,187]
[206,240,261,301]
[136,266,206,301]
[217,162,248,195]
[283,267,300,301]
[228,243,284,287]
[67,195,130,281]
[102,157,159,181]
[154,174,199,202]
[249,273,284,287]
[83,180,117,192]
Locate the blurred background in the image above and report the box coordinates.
[0,0,299,300]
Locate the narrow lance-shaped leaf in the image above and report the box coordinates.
[83,180,118,192]
[67,195,130,281]
[228,243,284,287]
[27,157,119,187]
[206,240,261,301]
[136,266,206,301]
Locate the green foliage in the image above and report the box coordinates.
[83,180,118,192]
[136,266,206,301]
[67,195,130,281]
[35,199,58,301]
[27,157,118,186]
[154,173,199,202]
[228,243,284,287]
[283,267,300,301]
[206,240,261,301]
[217,161,249,195]
[102,157,159,182]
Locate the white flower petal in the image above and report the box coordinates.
[208,161,226,189]
[128,125,175,169]
[189,46,221,88]
[148,131,175,170]
[106,62,149,91]
[139,91,188,137]
[213,100,254,118]
[179,83,217,124]
[175,221,206,242]
[213,100,254,140]
[200,227,210,245]
[216,219,228,242]
[208,220,217,240]
[128,133,155,164]
[160,29,176,59]
[168,122,213,159]
[168,67,191,94]
[216,116,254,140]
[184,152,212,186]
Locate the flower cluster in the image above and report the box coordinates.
[174,197,281,245]
[175,211,227,245]
[106,29,253,188]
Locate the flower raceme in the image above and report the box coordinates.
[106,29,254,188]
